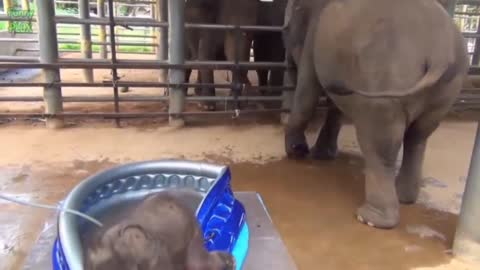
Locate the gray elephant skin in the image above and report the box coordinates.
[83,190,235,270]
[253,0,288,95]
[185,0,259,110]
[283,0,468,229]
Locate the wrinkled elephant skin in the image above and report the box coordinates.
[83,190,235,270]
[284,0,469,229]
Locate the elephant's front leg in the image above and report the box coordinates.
[311,100,343,160]
[198,34,217,111]
[284,47,320,159]
[352,107,406,229]
[224,31,253,96]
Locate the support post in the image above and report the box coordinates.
[3,0,13,31]
[36,0,63,129]
[22,0,30,10]
[453,123,480,263]
[97,0,107,59]
[167,0,185,127]
[21,0,29,10]
[281,50,294,125]
[446,0,457,17]
[472,19,480,66]
[79,0,94,82]
[156,0,168,83]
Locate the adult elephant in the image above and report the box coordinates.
[283,0,468,229]
[185,0,259,110]
[253,0,288,95]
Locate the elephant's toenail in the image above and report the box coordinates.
[357,215,364,223]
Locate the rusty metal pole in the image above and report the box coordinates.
[156,0,168,83]
[167,0,185,127]
[79,0,94,82]
[97,0,108,59]
[36,0,64,128]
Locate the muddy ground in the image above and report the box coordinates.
[0,53,479,270]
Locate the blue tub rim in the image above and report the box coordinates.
[55,159,247,270]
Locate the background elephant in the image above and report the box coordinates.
[253,0,288,96]
[283,0,468,229]
[185,0,259,110]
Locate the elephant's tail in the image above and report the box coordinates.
[329,61,457,98]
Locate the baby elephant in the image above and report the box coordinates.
[84,190,236,270]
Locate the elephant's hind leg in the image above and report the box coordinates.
[353,105,406,229]
[396,76,463,204]
[395,118,438,205]
[284,55,320,159]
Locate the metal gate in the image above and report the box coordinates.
[0,0,478,128]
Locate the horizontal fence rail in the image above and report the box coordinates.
[0,0,480,126]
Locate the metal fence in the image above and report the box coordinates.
[0,0,479,128]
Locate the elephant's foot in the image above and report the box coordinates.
[310,145,338,160]
[356,203,399,229]
[197,101,216,111]
[285,131,309,159]
[396,176,420,205]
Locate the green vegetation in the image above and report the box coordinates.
[0,6,155,54]
[60,43,153,54]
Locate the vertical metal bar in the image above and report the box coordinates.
[79,0,94,82]
[156,0,168,83]
[107,0,121,127]
[97,0,108,59]
[281,74,294,125]
[3,0,13,31]
[453,123,480,263]
[232,25,241,112]
[281,50,294,125]
[446,0,458,17]
[151,1,156,54]
[36,0,63,129]
[472,19,480,65]
[167,0,185,126]
[21,0,29,10]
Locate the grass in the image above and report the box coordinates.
[60,43,153,54]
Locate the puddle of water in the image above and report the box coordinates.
[230,159,458,270]
[0,160,114,270]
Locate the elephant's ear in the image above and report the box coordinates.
[112,224,160,266]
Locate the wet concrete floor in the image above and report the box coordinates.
[0,156,461,270]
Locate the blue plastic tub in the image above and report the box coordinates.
[51,160,249,270]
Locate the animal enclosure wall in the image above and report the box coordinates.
[0,0,479,127]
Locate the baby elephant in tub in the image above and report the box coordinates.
[83,190,236,270]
